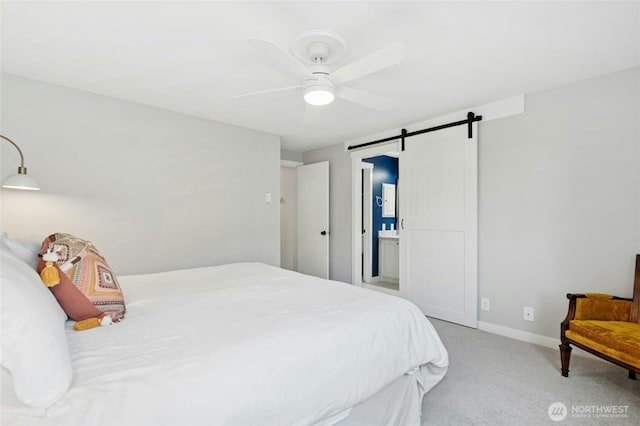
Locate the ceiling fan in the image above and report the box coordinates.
[234,30,405,114]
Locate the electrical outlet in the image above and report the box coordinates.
[523,307,534,322]
[481,298,490,311]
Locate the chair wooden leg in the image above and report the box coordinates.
[559,342,572,377]
[629,371,637,380]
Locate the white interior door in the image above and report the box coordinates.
[297,161,329,279]
[399,124,478,328]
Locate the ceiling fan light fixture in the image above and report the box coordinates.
[241,33,404,112]
[304,86,335,106]
[303,75,336,106]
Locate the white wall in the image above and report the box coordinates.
[301,66,640,339]
[0,73,281,275]
[479,66,640,338]
[281,150,303,163]
[280,166,297,271]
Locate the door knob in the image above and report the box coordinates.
[321,230,327,235]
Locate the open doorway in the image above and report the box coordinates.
[361,152,399,293]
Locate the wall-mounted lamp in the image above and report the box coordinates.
[1,134,40,191]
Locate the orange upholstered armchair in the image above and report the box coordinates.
[560,254,640,379]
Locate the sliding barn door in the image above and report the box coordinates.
[399,124,478,328]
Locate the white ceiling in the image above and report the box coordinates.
[2,1,639,153]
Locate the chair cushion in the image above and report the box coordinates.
[574,298,632,321]
[566,320,640,369]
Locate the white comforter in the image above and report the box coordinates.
[8,263,448,426]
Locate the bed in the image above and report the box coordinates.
[1,241,448,426]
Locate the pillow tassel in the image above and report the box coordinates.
[73,316,112,332]
[40,248,61,287]
[40,261,60,287]
[73,317,101,331]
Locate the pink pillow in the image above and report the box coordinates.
[39,233,125,321]
[37,259,104,321]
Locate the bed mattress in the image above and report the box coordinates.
[2,263,448,425]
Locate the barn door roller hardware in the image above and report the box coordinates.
[347,112,482,152]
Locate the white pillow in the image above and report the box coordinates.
[1,233,43,270]
[1,367,46,417]
[0,243,72,408]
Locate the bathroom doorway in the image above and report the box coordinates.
[361,151,399,293]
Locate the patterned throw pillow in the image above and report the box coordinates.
[40,233,126,321]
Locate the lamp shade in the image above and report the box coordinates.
[1,134,40,191]
[2,172,40,191]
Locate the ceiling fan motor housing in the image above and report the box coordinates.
[308,42,331,63]
[292,30,348,65]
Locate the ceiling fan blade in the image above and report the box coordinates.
[336,86,400,111]
[332,42,405,84]
[247,38,312,80]
[233,85,301,100]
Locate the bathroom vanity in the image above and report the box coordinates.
[378,231,399,283]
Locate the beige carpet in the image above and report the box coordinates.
[421,318,640,425]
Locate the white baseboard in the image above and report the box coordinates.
[478,321,559,349]
[477,321,605,362]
